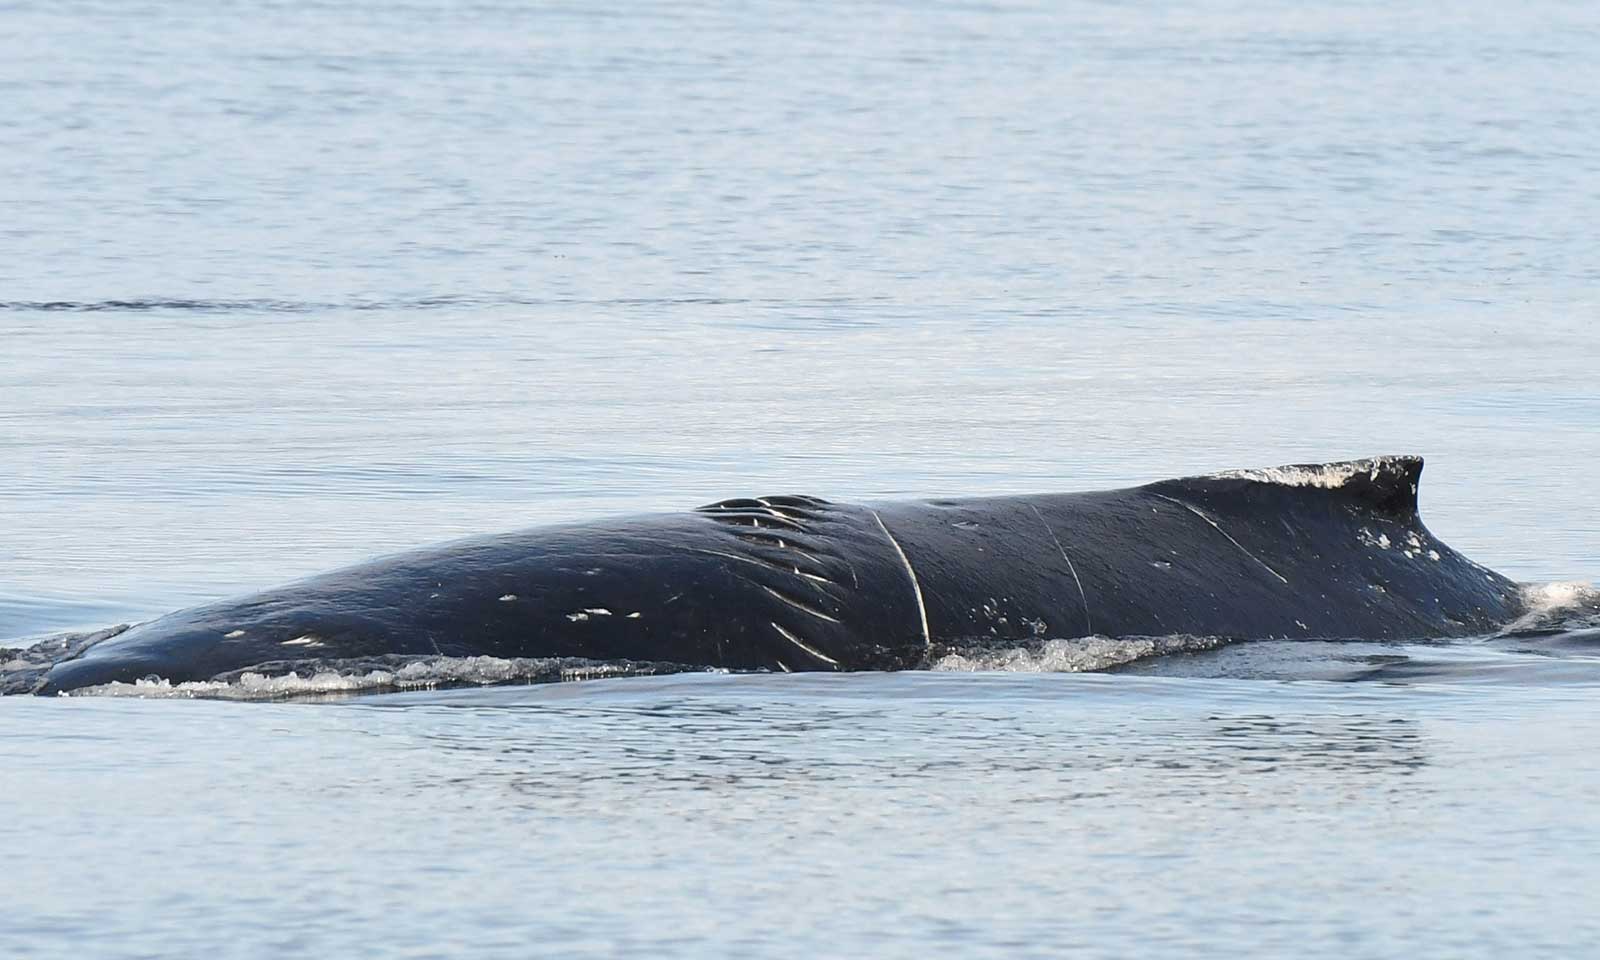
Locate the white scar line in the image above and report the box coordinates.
[1151,493,1290,585]
[688,547,836,585]
[770,620,839,666]
[1030,504,1093,635]
[759,585,840,623]
[871,510,930,650]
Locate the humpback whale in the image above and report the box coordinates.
[30,455,1524,694]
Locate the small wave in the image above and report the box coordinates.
[0,295,756,314]
[60,655,714,701]
[930,634,1234,673]
[0,298,333,313]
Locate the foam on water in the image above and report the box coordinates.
[46,654,713,701]
[1501,581,1600,635]
[931,634,1233,673]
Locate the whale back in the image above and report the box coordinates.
[32,456,1526,694]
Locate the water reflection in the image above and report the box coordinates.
[392,680,1433,813]
[1200,714,1425,774]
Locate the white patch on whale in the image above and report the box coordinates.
[1210,455,1417,489]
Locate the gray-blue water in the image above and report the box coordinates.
[4,0,1600,955]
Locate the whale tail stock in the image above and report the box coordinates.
[1,625,130,695]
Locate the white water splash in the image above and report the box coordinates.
[931,634,1233,673]
[63,656,710,701]
[1500,582,1600,635]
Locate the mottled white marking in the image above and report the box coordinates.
[1295,620,1308,631]
[1209,455,1416,489]
[282,635,321,647]
[583,608,613,616]
[626,611,641,619]
[1152,494,1289,585]
[774,660,792,673]
[566,612,590,622]
[223,629,245,639]
[498,594,517,602]
[770,621,839,666]
[1428,550,1441,561]
[1030,504,1093,635]
[1358,528,1393,550]
[871,510,930,650]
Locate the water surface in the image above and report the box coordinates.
[3,0,1599,955]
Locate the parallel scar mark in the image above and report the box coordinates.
[1029,504,1094,636]
[770,620,840,666]
[1151,493,1289,585]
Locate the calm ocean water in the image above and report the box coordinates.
[3,0,1599,956]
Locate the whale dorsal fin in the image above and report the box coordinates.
[1151,455,1424,519]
